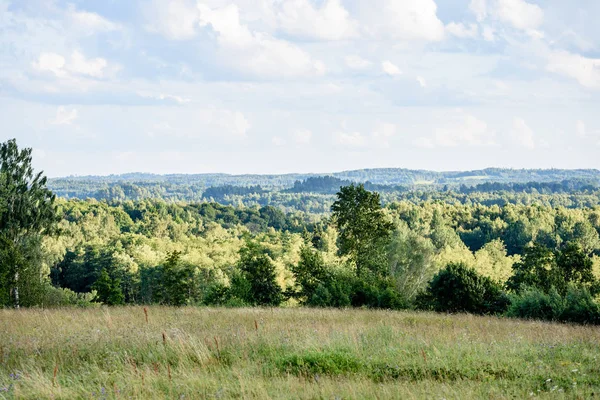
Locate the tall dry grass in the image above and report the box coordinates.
[1,306,599,399]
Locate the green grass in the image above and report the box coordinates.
[1,307,599,399]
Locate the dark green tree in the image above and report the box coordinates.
[507,243,597,295]
[238,241,283,306]
[506,244,559,294]
[417,262,509,314]
[290,244,328,304]
[161,251,192,306]
[0,139,58,308]
[331,184,393,276]
[91,269,125,305]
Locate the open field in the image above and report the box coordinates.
[1,307,599,399]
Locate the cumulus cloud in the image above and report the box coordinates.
[469,0,488,22]
[69,51,108,78]
[345,55,372,70]
[362,0,445,42]
[197,3,325,78]
[446,22,478,39]
[334,131,367,148]
[382,61,402,76]
[33,51,108,78]
[50,106,78,125]
[371,123,397,148]
[546,50,600,89]
[274,0,358,41]
[414,113,496,148]
[511,118,535,149]
[139,92,191,104]
[495,0,543,31]
[334,122,397,149]
[145,0,199,40]
[33,53,67,77]
[67,5,121,34]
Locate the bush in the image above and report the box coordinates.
[417,262,509,315]
[40,285,96,308]
[560,286,600,324]
[506,287,565,321]
[307,273,353,308]
[507,285,600,324]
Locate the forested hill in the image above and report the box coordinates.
[47,168,600,206]
[51,168,600,186]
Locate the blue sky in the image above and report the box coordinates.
[1,0,599,177]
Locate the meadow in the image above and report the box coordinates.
[1,307,599,399]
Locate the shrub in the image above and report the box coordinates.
[560,286,600,324]
[506,287,565,321]
[506,285,600,324]
[417,262,509,314]
[307,273,353,308]
[40,285,96,308]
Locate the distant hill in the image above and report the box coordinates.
[51,168,600,186]
[48,168,600,202]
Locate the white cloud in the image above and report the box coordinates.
[416,76,427,88]
[576,120,586,138]
[546,50,600,89]
[362,0,445,42]
[345,55,372,70]
[446,22,478,39]
[469,0,488,22]
[274,0,358,41]
[51,106,78,125]
[139,92,191,104]
[482,25,496,41]
[414,113,495,147]
[186,108,251,139]
[69,51,107,78]
[334,131,367,148]
[371,122,396,148]
[511,118,535,149]
[33,53,67,77]
[145,0,199,40]
[495,0,543,31]
[197,3,325,78]
[33,51,108,78]
[382,60,402,76]
[67,5,121,34]
[293,129,312,145]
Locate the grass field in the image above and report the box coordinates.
[1,307,599,399]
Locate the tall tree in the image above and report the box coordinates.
[0,139,58,308]
[238,241,283,306]
[331,184,393,276]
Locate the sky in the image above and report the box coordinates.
[1,0,600,177]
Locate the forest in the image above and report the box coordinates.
[1,139,600,325]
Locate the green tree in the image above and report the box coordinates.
[507,243,596,295]
[161,251,192,306]
[417,262,509,315]
[0,139,58,308]
[331,184,393,276]
[506,244,559,294]
[238,241,283,306]
[290,244,328,304]
[91,269,125,305]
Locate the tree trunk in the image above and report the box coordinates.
[14,270,19,309]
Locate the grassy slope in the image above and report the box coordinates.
[1,307,599,399]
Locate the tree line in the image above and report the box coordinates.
[1,139,600,324]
